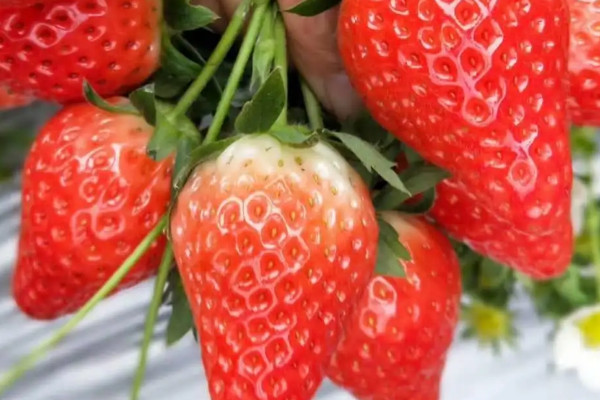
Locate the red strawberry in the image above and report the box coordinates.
[338,0,574,276]
[13,99,172,320]
[170,134,378,400]
[338,0,572,237]
[0,0,160,103]
[327,212,461,400]
[0,84,32,109]
[432,178,572,279]
[568,0,600,126]
[0,1,56,8]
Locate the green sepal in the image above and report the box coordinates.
[325,130,410,195]
[286,0,341,16]
[147,102,201,161]
[374,216,410,278]
[164,0,218,31]
[235,68,287,133]
[164,271,194,346]
[83,81,139,115]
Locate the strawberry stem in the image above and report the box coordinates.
[300,79,323,129]
[204,1,270,144]
[169,0,252,119]
[130,243,174,400]
[273,12,288,126]
[0,216,168,395]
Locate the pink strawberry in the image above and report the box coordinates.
[170,134,379,400]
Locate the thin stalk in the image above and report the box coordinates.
[273,12,288,126]
[300,79,323,130]
[130,244,174,400]
[204,2,270,144]
[0,216,168,395]
[169,0,252,118]
[586,159,600,300]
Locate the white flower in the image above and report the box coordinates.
[553,304,600,392]
[571,177,589,237]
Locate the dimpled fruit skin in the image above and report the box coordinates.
[0,84,32,109]
[0,0,160,103]
[327,213,461,400]
[568,0,600,126]
[13,99,172,320]
[170,134,378,400]
[338,0,572,237]
[432,178,572,279]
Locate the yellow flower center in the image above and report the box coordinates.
[468,302,510,343]
[577,311,600,349]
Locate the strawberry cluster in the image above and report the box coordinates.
[0,0,597,399]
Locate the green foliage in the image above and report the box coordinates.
[164,0,217,31]
[375,217,410,278]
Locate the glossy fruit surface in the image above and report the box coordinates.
[432,178,572,279]
[13,99,172,319]
[0,0,160,102]
[171,134,379,400]
[327,213,461,400]
[338,0,572,236]
[568,0,600,126]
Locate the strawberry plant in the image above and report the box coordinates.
[0,0,599,399]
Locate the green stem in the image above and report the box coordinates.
[300,79,323,130]
[0,216,168,395]
[204,2,270,144]
[586,161,600,300]
[273,12,288,126]
[169,0,252,118]
[130,244,174,400]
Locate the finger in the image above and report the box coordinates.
[276,1,362,120]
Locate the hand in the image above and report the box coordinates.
[194,0,362,120]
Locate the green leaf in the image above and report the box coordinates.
[235,68,287,133]
[164,0,218,31]
[172,135,242,195]
[251,7,276,91]
[478,258,510,289]
[287,0,341,16]
[165,272,194,346]
[269,125,316,146]
[326,130,410,195]
[571,126,597,158]
[374,163,450,210]
[375,217,410,278]
[156,33,203,98]
[129,84,157,125]
[83,81,139,115]
[148,102,200,161]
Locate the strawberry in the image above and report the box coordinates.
[338,0,572,237]
[13,99,172,320]
[431,178,572,279]
[0,84,32,109]
[0,0,160,103]
[568,0,600,126]
[170,134,379,400]
[327,212,461,400]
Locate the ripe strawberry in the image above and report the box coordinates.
[170,134,378,400]
[338,0,572,237]
[432,178,572,279]
[327,212,461,400]
[568,0,600,126]
[13,99,172,320]
[0,84,32,109]
[0,0,160,103]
